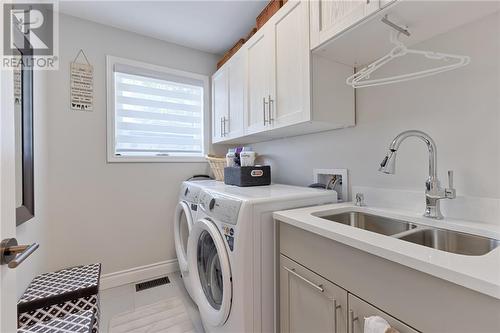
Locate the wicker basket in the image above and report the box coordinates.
[217,38,245,69]
[206,155,226,181]
[256,0,283,29]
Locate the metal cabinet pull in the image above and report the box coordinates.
[220,117,224,137]
[223,117,229,136]
[283,266,324,292]
[268,95,274,124]
[349,309,359,333]
[263,97,269,125]
[332,298,341,333]
[1,238,39,269]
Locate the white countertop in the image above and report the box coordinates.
[274,202,500,300]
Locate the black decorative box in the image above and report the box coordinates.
[224,166,271,187]
[18,263,101,333]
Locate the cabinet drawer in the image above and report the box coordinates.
[348,294,419,333]
[280,254,348,333]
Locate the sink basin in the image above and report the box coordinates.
[398,228,500,256]
[317,211,417,236]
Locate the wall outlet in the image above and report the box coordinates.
[313,169,349,202]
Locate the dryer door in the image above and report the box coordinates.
[174,201,193,273]
[188,218,232,327]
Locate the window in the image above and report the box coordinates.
[106,56,209,162]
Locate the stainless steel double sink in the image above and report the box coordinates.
[316,211,500,256]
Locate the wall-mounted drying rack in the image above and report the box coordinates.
[346,15,471,88]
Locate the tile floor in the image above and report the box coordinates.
[100,272,204,333]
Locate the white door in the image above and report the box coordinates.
[246,25,272,134]
[272,0,311,129]
[1,62,19,333]
[226,51,246,139]
[310,0,380,49]
[188,218,232,327]
[174,202,193,274]
[212,67,229,142]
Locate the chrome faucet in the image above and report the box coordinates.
[379,130,456,219]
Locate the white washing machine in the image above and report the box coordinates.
[174,181,203,301]
[187,181,337,333]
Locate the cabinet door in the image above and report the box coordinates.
[310,0,380,49]
[272,0,311,129]
[212,67,228,142]
[348,294,419,333]
[227,50,246,139]
[280,255,348,333]
[246,25,272,134]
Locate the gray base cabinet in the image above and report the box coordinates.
[280,255,348,333]
[277,222,500,333]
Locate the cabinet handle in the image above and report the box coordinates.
[349,310,359,333]
[220,117,224,137]
[224,117,229,136]
[283,266,324,292]
[268,95,274,124]
[332,298,341,333]
[263,97,269,125]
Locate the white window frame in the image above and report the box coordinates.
[106,55,209,163]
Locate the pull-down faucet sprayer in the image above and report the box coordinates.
[379,130,456,219]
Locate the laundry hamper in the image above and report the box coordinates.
[206,155,226,181]
[17,263,101,333]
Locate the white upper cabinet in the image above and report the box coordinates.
[310,0,380,50]
[227,50,246,139]
[246,24,273,135]
[212,67,228,142]
[211,0,355,144]
[272,0,310,128]
[212,48,246,143]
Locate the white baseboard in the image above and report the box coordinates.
[100,259,179,290]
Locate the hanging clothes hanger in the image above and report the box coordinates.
[346,17,471,89]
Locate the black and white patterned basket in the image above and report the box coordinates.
[18,264,101,333]
[18,310,95,333]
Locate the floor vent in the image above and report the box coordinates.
[135,276,170,292]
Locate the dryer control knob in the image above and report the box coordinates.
[209,198,216,210]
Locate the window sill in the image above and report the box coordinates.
[107,155,208,163]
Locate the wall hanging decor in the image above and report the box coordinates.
[70,49,94,111]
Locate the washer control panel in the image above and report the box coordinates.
[221,224,235,251]
[180,182,200,203]
[198,190,241,225]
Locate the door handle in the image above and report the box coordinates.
[223,117,229,136]
[1,238,39,269]
[263,97,269,126]
[349,309,359,333]
[283,266,324,292]
[332,298,341,333]
[268,95,274,125]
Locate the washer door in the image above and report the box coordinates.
[188,218,232,327]
[174,201,193,273]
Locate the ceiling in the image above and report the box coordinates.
[59,1,268,55]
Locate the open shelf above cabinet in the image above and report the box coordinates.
[313,0,500,67]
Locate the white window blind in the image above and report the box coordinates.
[112,63,205,158]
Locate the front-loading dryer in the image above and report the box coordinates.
[174,181,202,301]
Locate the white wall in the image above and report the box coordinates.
[43,14,219,276]
[253,13,500,213]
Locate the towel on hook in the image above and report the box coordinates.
[364,316,400,333]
